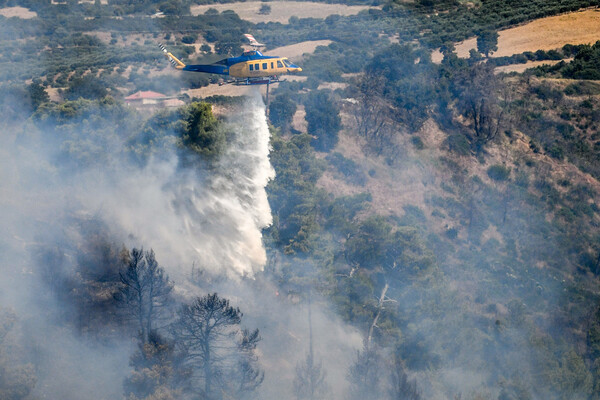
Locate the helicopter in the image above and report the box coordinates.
[159,34,302,85]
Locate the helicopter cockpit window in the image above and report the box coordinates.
[277,60,283,68]
[282,59,292,67]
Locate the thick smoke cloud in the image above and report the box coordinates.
[74,90,275,279]
[0,127,134,400]
[200,277,363,400]
[1,92,276,394]
[0,88,363,399]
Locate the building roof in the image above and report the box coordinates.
[124,90,168,101]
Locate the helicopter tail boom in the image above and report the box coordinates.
[159,44,186,69]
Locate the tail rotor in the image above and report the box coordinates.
[158,43,186,69]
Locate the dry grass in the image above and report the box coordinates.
[432,9,600,63]
[291,104,307,133]
[317,81,348,90]
[494,9,600,57]
[494,59,569,74]
[0,6,37,19]
[431,37,477,62]
[191,1,377,24]
[316,117,444,219]
[46,87,62,102]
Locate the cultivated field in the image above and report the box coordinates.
[190,1,377,24]
[432,8,600,62]
[0,6,37,19]
[494,59,569,74]
[494,9,600,57]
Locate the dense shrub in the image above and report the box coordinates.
[487,164,511,181]
[268,93,296,132]
[304,90,341,152]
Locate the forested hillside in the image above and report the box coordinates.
[1,0,600,399]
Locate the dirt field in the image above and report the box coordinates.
[432,8,600,62]
[191,1,377,24]
[494,59,569,74]
[0,6,37,19]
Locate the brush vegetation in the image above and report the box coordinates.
[2,0,600,399]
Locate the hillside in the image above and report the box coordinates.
[432,8,600,62]
[1,0,600,399]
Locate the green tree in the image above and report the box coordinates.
[258,3,271,14]
[180,102,224,158]
[476,30,499,57]
[561,41,600,80]
[452,63,505,152]
[266,132,326,254]
[345,216,436,282]
[487,164,511,182]
[365,44,436,134]
[304,91,341,152]
[64,75,110,100]
[181,34,197,44]
[269,93,296,131]
[345,216,392,270]
[158,0,190,15]
[214,34,243,55]
[27,82,49,110]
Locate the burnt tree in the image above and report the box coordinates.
[117,248,173,343]
[171,293,263,400]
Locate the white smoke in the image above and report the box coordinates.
[0,91,277,398]
[77,91,274,279]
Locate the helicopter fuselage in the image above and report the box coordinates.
[182,50,302,79]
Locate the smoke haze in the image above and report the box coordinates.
[72,90,275,279]
[0,88,365,399]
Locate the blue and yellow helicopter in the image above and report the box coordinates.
[159,34,302,85]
